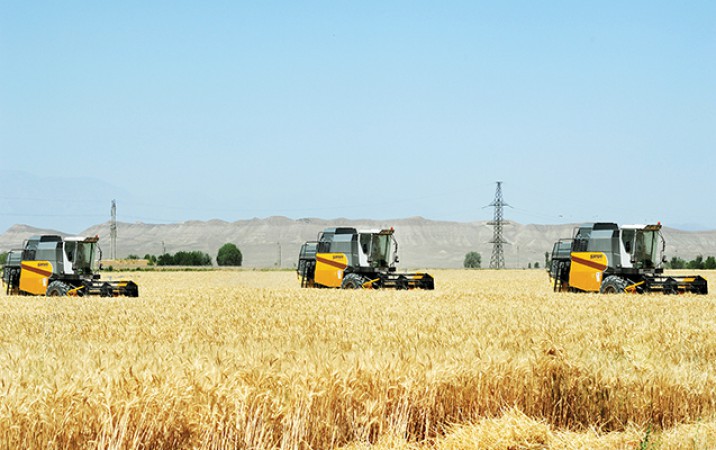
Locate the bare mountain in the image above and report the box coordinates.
[0,224,69,250]
[1,218,715,269]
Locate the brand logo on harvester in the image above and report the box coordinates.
[590,254,603,260]
[333,255,343,260]
[37,262,49,267]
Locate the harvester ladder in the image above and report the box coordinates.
[553,262,565,292]
[301,271,309,288]
[299,260,315,288]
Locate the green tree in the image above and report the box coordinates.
[0,252,7,267]
[157,253,174,266]
[704,256,716,270]
[669,256,686,269]
[217,243,243,266]
[175,251,211,266]
[173,251,192,265]
[534,261,540,269]
[688,255,705,270]
[156,251,211,266]
[464,251,481,269]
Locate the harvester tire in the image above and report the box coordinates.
[46,281,70,297]
[600,276,628,294]
[341,273,366,289]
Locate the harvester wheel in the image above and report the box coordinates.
[341,273,366,289]
[46,281,70,297]
[600,276,628,294]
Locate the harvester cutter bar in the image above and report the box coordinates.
[84,280,139,297]
[375,272,435,290]
[642,274,708,295]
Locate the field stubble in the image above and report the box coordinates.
[1,269,716,449]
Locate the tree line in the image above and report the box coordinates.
[666,255,716,270]
[0,244,243,269]
[125,243,243,267]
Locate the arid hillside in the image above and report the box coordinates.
[1,217,715,268]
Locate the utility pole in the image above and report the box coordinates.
[110,200,117,260]
[488,181,510,269]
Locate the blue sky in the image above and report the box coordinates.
[1,1,714,233]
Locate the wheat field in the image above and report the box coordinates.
[1,269,716,449]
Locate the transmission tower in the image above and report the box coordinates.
[110,200,117,260]
[488,181,510,269]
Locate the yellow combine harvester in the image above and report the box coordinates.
[549,222,707,294]
[2,235,138,297]
[297,227,434,289]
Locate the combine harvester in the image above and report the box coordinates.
[2,235,138,297]
[549,222,707,294]
[297,227,434,289]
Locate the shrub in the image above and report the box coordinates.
[217,243,243,267]
[464,251,481,269]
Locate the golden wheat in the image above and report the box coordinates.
[1,269,715,449]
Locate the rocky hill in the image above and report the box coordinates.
[1,217,715,269]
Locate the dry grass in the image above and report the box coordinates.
[1,269,715,449]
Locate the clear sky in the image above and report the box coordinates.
[1,1,714,234]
